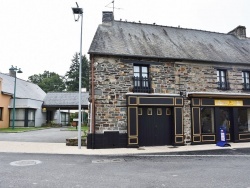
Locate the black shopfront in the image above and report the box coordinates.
[127,94,184,147]
[190,93,250,144]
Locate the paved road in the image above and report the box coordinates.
[1,150,250,188]
[0,128,79,143]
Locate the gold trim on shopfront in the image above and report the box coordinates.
[215,99,243,106]
[128,137,138,144]
[192,107,201,135]
[138,97,174,106]
[175,98,183,106]
[147,108,152,115]
[175,136,184,143]
[128,96,138,105]
[202,135,215,142]
[157,108,162,115]
[188,93,250,99]
[138,108,142,115]
[200,99,244,107]
[239,134,250,140]
[201,99,214,106]
[193,135,201,142]
[174,107,183,135]
[166,108,171,115]
[192,98,200,106]
[128,107,138,137]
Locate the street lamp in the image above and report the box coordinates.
[9,65,22,129]
[72,2,83,149]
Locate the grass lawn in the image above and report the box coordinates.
[66,126,88,136]
[66,126,88,131]
[0,127,48,133]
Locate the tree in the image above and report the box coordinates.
[65,53,89,91]
[28,71,66,93]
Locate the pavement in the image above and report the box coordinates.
[0,141,250,155]
[1,128,250,155]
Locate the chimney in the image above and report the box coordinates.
[228,25,246,38]
[102,11,114,25]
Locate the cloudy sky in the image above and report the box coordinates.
[0,0,249,80]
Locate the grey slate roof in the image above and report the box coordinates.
[89,21,250,64]
[0,72,46,101]
[42,92,89,109]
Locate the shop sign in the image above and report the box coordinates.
[215,99,243,106]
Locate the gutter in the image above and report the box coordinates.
[91,54,95,149]
[88,52,250,65]
[1,91,13,96]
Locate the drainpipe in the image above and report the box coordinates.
[91,55,95,149]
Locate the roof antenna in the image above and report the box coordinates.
[105,0,123,19]
[112,1,114,14]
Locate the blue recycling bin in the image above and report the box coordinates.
[216,126,228,147]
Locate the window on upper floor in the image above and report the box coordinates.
[133,65,151,93]
[217,69,229,90]
[242,71,250,90]
[0,107,3,121]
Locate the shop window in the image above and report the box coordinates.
[147,108,152,115]
[238,108,250,133]
[242,71,250,90]
[201,107,215,134]
[166,108,171,115]
[217,69,229,90]
[133,65,151,93]
[157,108,162,115]
[138,108,142,115]
[0,107,3,120]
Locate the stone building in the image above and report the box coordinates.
[87,11,250,149]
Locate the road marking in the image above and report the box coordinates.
[92,158,125,163]
[133,154,250,157]
[10,160,42,166]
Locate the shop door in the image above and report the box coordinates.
[217,108,234,141]
[138,107,172,146]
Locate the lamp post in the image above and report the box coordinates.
[72,2,83,149]
[9,65,22,129]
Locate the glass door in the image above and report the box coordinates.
[218,108,233,141]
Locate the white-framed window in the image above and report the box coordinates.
[242,71,250,90]
[133,65,151,93]
[217,70,229,90]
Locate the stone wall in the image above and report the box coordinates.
[91,56,250,143]
[175,61,250,143]
[91,57,180,133]
[150,62,176,93]
[175,62,247,93]
[91,57,132,133]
